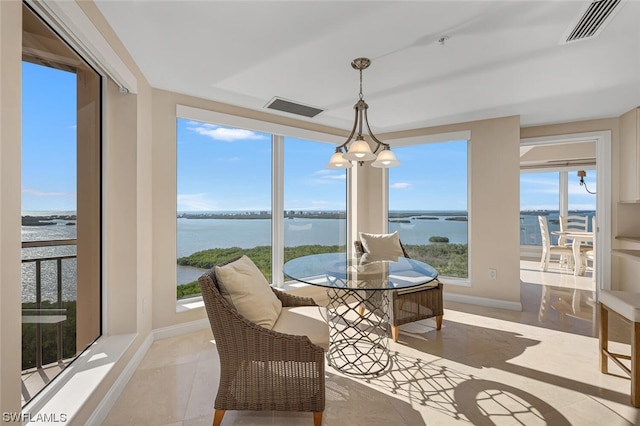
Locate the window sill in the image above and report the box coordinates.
[176,295,205,313]
[23,333,138,425]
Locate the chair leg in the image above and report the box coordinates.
[632,321,640,407]
[313,411,323,426]
[436,315,443,330]
[391,326,399,342]
[599,302,608,374]
[540,250,550,271]
[213,409,225,426]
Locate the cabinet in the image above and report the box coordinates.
[612,201,640,291]
[619,108,640,202]
[613,202,640,261]
[613,109,640,288]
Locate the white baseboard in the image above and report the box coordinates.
[444,292,522,311]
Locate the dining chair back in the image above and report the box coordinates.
[354,238,443,342]
[538,216,574,271]
[584,216,596,283]
[559,215,590,247]
[560,215,590,232]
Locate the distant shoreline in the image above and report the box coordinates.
[177,211,470,220]
[22,214,76,226]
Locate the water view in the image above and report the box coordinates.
[22,209,595,298]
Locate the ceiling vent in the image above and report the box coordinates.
[265,97,324,118]
[564,0,623,43]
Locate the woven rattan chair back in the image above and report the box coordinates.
[198,256,325,426]
[353,240,444,341]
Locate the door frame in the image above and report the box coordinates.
[520,131,612,292]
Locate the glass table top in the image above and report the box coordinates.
[284,252,438,290]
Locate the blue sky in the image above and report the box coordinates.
[521,171,596,211]
[22,62,77,212]
[22,61,596,213]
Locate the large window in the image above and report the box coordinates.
[520,169,596,246]
[176,119,347,299]
[21,4,102,405]
[176,119,272,298]
[284,136,347,253]
[388,140,468,279]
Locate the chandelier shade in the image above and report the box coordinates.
[325,57,401,169]
[342,138,376,161]
[326,150,353,169]
[371,148,401,168]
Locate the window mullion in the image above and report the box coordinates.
[272,135,285,287]
[559,171,568,215]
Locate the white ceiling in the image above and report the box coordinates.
[94,1,640,134]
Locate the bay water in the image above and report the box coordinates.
[28,210,586,300]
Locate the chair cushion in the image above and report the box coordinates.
[359,231,405,258]
[600,290,640,322]
[272,306,329,351]
[215,255,282,329]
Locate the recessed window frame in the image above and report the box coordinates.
[21,0,104,412]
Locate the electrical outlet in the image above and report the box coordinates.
[488,268,497,279]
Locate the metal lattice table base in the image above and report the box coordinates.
[325,287,391,376]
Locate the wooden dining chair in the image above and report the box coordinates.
[559,215,590,247]
[538,216,574,271]
[583,216,596,282]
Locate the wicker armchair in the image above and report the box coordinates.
[354,240,444,342]
[198,257,326,426]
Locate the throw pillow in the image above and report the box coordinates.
[215,255,282,329]
[359,231,404,258]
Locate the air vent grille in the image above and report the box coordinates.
[566,0,621,42]
[265,98,324,118]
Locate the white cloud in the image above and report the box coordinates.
[22,188,74,197]
[308,170,347,184]
[177,193,217,211]
[390,182,411,189]
[187,122,265,142]
[323,174,347,181]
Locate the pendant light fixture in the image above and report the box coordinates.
[325,57,401,169]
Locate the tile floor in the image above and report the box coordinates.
[103,261,639,425]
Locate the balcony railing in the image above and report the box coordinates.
[21,239,76,370]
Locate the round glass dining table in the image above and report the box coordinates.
[284,252,438,376]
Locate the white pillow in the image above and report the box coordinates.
[359,231,404,258]
[215,255,282,329]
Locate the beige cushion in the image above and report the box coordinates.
[600,290,640,322]
[272,306,329,351]
[215,255,282,329]
[359,231,404,258]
